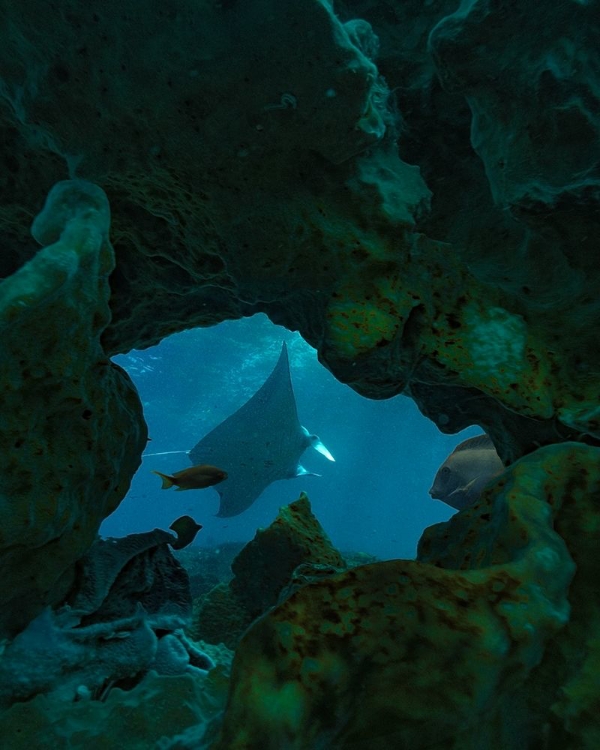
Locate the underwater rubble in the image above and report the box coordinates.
[0,526,231,747]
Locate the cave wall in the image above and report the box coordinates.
[1,0,598,455]
[0,0,599,745]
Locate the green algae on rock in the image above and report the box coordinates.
[0,0,599,746]
[213,445,587,750]
[191,582,255,653]
[0,667,230,750]
[191,494,346,650]
[0,180,147,639]
[419,443,600,749]
[2,0,597,459]
[229,493,346,618]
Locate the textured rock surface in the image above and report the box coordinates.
[418,443,600,749]
[68,529,191,626]
[190,583,255,652]
[338,0,600,452]
[0,0,599,746]
[229,493,346,617]
[214,444,593,749]
[1,0,598,461]
[0,667,230,750]
[191,494,346,649]
[0,180,146,638]
[0,528,211,708]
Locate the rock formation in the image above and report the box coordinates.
[1,0,599,746]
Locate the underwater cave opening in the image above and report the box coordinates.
[102,313,480,561]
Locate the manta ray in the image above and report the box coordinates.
[187,342,334,517]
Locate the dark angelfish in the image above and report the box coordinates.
[429,433,504,511]
[169,515,203,550]
[188,342,335,517]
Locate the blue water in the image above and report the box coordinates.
[101,314,478,560]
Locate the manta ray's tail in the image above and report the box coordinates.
[143,450,189,458]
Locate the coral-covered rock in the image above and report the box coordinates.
[190,583,254,653]
[69,530,192,626]
[514,444,600,749]
[418,443,600,749]
[230,493,346,617]
[0,180,147,638]
[213,444,592,749]
[191,494,346,649]
[0,668,230,750]
[0,0,599,746]
[0,528,212,709]
[2,0,597,458]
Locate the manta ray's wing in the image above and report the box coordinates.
[188,342,309,517]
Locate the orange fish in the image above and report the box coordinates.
[429,434,504,510]
[152,464,227,491]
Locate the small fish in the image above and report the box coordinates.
[429,434,504,511]
[169,515,203,550]
[152,464,227,491]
